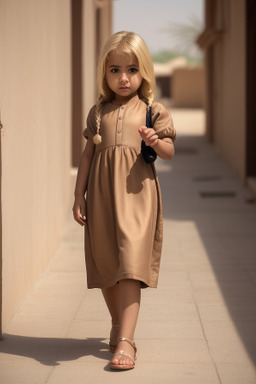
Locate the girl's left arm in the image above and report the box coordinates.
[138,126,175,160]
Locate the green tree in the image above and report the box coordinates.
[154,15,204,63]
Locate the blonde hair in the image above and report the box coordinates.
[92,31,155,144]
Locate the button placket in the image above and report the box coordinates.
[116,106,125,145]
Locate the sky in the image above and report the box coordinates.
[113,0,204,54]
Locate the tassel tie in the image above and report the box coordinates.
[92,133,102,145]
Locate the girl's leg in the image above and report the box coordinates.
[101,284,120,326]
[110,279,141,367]
[118,279,141,339]
[102,284,120,349]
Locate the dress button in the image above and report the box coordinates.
[119,117,122,120]
[121,106,125,110]
[117,130,121,134]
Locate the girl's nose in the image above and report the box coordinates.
[120,72,128,83]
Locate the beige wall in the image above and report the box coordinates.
[0,0,112,333]
[216,1,246,181]
[201,0,246,181]
[83,0,97,131]
[172,66,206,108]
[95,0,113,58]
[0,0,72,332]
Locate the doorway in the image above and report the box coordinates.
[246,0,256,178]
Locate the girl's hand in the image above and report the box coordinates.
[139,126,175,160]
[72,196,86,226]
[138,126,159,147]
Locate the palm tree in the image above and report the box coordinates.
[161,15,204,62]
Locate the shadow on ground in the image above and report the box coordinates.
[157,133,256,366]
[0,334,110,366]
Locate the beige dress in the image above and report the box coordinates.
[83,95,176,289]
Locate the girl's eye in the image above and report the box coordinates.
[110,68,119,73]
[129,67,138,73]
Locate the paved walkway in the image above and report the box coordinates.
[1,109,256,383]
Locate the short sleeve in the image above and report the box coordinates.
[152,102,176,141]
[83,105,97,139]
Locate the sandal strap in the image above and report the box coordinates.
[117,337,137,359]
[113,350,135,364]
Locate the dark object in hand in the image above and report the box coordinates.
[141,105,157,163]
[141,140,157,163]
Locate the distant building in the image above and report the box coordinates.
[154,57,187,99]
[154,58,205,108]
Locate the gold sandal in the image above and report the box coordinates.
[109,323,120,353]
[110,337,137,370]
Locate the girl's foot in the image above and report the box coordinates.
[109,323,120,353]
[110,337,137,370]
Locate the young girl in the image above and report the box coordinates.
[73,31,176,370]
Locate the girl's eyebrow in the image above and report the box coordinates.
[108,64,138,68]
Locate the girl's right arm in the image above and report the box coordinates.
[72,138,95,226]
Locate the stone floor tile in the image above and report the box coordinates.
[46,361,220,384]
[140,302,200,322]
[216,362,256,384]
[136,320,204,340]
[0,359,52,384]
[197,304,256,322]
[188,269,252,290]
[139,339,213,364]
[191,287,227,305]
[202,321,256,364]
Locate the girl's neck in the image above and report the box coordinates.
[111,92,139,106]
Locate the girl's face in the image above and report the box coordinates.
[105,51,143,103]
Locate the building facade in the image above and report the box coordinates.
[0,0,112,335]
[197,0,256,188]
